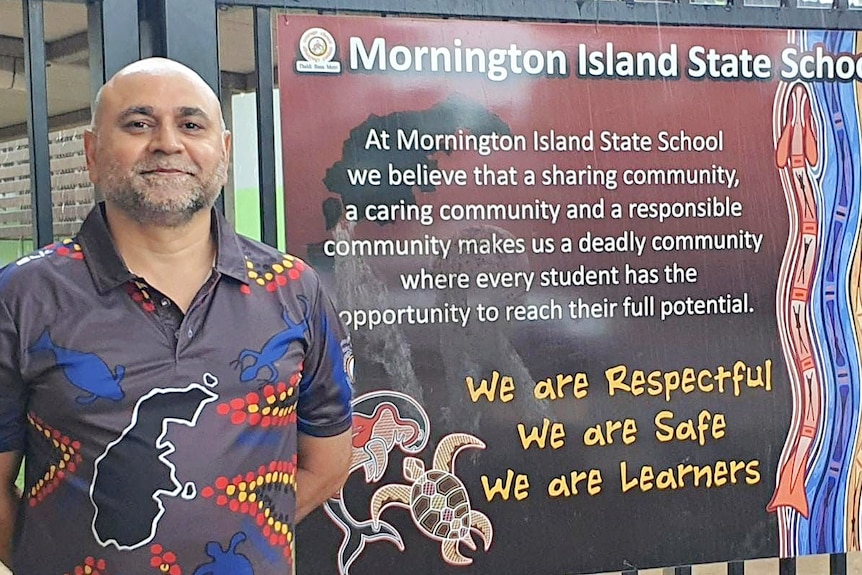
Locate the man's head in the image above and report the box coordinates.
[84,58,231,228]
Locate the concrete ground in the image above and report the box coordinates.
[2,554,862,575]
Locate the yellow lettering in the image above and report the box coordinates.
[647,370,663,397]
[480,469,530,501]
[745,460,762,485]
[656,468,679,490]
[697,369,714,392]
[601,360,773,402]
[517,418,566,450]
[515,473,530,500]
[620,461,639,493]
[606,365,629,396]
[547,475,571,498]
[622,419,638,445]
[630,370,646,396]
[533,378,557,400]
[500,375,515,402]
[639,465,655,491]
[681,368,695,394]
[573,372,590,398]
[654,410,675,442]
[713,412,726,440]
[465,371,514,402]
[663,371,680,402]
[587,469,603,495]
[548,469,603,497]
[677,463,694,488]
[714,460,729,486]
[730,460,746,483]
[583,424,606,447]
[693,465,713,487]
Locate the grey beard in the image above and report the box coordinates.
[109,187,216,228]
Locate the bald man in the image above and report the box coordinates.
[0,58,353,573]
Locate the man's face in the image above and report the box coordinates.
[84,70,231,227]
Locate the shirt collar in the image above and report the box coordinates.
[77,202,250,294]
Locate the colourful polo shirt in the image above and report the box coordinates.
[0,204,353,574]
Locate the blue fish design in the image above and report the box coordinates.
[30,330,125,404]
[232,298,309,384]
[192,532,255,575]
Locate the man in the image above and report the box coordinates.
[0,58,353,574]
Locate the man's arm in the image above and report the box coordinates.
[0,451,22,567]
[295,429,351,523]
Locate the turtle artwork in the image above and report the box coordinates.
[369,432,493,566]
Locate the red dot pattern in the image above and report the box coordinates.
[200,458,298,562]
[26,413,83,508]
[150,543,183,574]
[214,374,301,428]
[125,281,157,313]
[65,556,107,575]
[241,256,306,296]
[54,238,85,261]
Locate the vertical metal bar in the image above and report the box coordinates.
[91,0,140,87]
[221,95,237,226]
[727,560,745,575]
[137,0,166,61]
[88,0,141,203]
[830,553,847,575]
[160,0,220,97]
[779,557,796,575]
[253,7,278,248]
[22,0,52,247]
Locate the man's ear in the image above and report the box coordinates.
[83,129,100,185]
[222,129,232,159]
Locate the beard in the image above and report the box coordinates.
[100,157,227,228]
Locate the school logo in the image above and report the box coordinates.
[296,27,341,73]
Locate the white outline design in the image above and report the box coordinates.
[89,379,219,550]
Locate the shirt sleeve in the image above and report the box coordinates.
[0,292,26,453]
[296,277,353,437]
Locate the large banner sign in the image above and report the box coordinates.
[277,15,862,575]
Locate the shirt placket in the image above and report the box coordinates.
[129,272,221,357]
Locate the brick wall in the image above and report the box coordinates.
[0,126,94,241]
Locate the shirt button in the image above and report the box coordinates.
[160,299,170,307]
[187,328,194,338]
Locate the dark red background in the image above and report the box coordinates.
[279,16,792,575]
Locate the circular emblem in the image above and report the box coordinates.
[299,27,337,63]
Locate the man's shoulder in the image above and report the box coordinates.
[231,233,323,293]
[0,237,87,297]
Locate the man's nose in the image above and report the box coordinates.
[147,124,184,154]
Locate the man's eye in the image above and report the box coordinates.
[183,122,202,130]
[125,121,149,129]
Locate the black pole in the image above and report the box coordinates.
[88,0,140,94]
[779,557,796,575]
[728,560,745,575]
[22,0,52,247]
[254,7,278,248]
[830,553,847,575]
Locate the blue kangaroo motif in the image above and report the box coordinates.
[29,330,125,404]
[192,532,255,575]
[232,297,309,384]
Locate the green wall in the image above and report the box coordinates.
[233,187,286,252]
[0,239,33,267]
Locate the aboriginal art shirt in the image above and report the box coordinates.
[0,203,354,575]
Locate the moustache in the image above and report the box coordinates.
[135,162,199,175]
